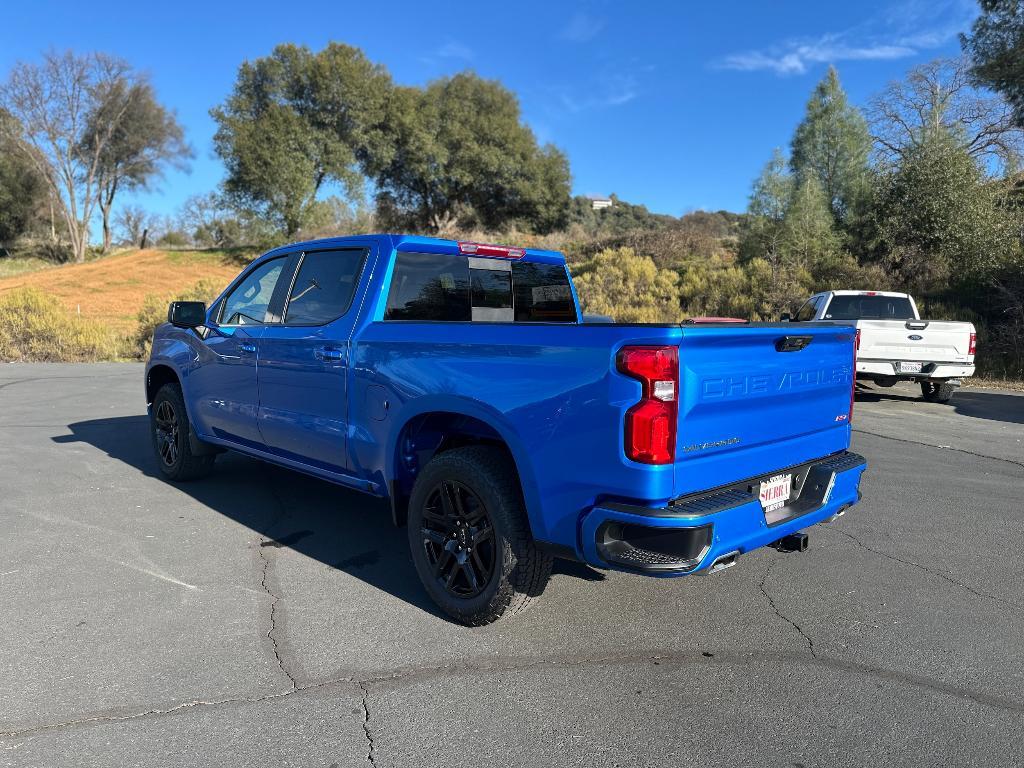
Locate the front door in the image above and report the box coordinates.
[257,247,369,472]
[189,256,288,448]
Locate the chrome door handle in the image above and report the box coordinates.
[239,342,257,353]
[314,346,343,362]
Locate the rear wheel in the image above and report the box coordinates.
[407,446,552,625]
[921,380,956,404]
[150,383,216,480]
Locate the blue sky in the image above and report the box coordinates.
[4,0,977,220]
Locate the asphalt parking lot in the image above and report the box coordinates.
[1,364,1022,767]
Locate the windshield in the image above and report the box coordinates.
[824,294,915,320]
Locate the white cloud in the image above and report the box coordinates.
[558,73,638,112]
[715,0,976,76]
[721,40,915,76]
[435,41,473,60]
[561,11,604,42]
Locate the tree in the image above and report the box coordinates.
[739,151,823,316]
[114,205,156,248]
[783,175,843,269]
[369,73,571,234]
[571,247,680,322]
[0,112,47,247]
[0,50,137,262]
[740,150,792,267]
[83,80,191,252]
[877,125,1013,293]
[962,0,1024,127]
[211,43,392,237]
[790,66,872,225]
[868,57,1023,171]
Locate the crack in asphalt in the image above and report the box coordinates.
[5,646,1023,740]
[257,469,298,691]
[758,560,817,658]
[258,543,297,691]
[853,428,1024,471]
[825,526,1024,611]
[358,682,377,767]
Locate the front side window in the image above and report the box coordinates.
[219,258,285,326]
[284,249,366,325]
[794,297,818,322]
[385,252,471,321]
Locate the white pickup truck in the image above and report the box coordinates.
[789,290,976,403]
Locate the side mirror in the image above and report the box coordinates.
[168,301,207,329]
[780,312,792,322]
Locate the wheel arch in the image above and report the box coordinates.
[146,363,182,406]
[386,400,540,534]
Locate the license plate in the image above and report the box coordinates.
[759,474,792,513]
[899,361,923,373]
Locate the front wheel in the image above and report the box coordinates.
[150,383,216,481]
[921,380,956,404]
[407,446,552,625]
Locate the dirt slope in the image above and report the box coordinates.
[0,249,244,332]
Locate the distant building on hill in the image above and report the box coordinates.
[588,196,614,210]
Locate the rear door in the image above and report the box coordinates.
[257,246,369,472]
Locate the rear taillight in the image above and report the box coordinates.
[969,332,977,356]
[617,346,678,464]
[849,329,860,423]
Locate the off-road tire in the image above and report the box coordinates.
[150,383,216,481]
[407,446,553,625]
[921,380,956,404]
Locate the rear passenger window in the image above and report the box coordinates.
[284,249,366,325]
[385,252,470,321]
[512,262,576,322]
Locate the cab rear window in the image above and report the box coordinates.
[825,295,915,320]
[384,252,576,323]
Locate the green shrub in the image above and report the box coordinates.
[131,278,223,359]
[0,287,120,362]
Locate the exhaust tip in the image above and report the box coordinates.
[708,550,740,574]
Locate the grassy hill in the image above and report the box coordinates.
[0,249,247,334]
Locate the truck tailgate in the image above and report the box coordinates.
[857,320,973,363]
[673,323,855,495]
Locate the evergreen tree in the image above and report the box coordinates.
[962,0,1024,127]
[790,67,872,226]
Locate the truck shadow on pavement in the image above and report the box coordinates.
[855,386,1024,425]
[53,416,603,619]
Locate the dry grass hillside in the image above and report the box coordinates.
[0,249,246,333]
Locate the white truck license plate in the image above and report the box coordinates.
[899,361,923,373]
[759,474,792,513]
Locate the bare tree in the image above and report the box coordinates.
[83,80,192,252]
[0,50,137,262]
[867,57,1024,173]
[113,204,155,247]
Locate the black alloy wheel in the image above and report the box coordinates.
[154,399,180,467]
[420,480,496,599]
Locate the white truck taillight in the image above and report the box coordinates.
[849,329,860,423]
[617,346,679,464]
[969,332,977,356]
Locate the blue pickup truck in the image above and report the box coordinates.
[146,234,866,624]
